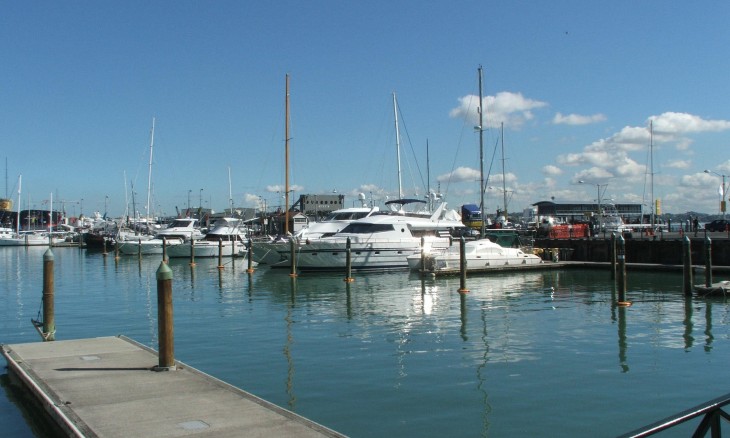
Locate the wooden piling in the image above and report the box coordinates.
[344,237,354,282]
[218,238,224,270]
[610,232,617,280]
[162,237,168,263]
[682,235,692,295]
[617,235,629,306]
[42,248,55,341]
[458,237,469,293]
[189,236,196,267]
[246,238,254,273]
[138,238,142,259]
[704,236,713,288]
[420,236,425,277]
[155,261,175,370]
[289,238,298,278]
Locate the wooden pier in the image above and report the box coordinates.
[2,336,346,438]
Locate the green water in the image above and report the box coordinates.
[1,246,727,437]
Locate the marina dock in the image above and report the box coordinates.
[2,336,345,438]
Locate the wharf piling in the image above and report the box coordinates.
[458,237,469,293]
[704,236,713,287]
[156,261,175,370]
[246,238,254,273]
[683,236,693,295]
[344,237,354,283]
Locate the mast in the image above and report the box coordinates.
[393,92,403,199]
[501,122,507,220]
[16,175,21,235]
[228,166,234,216]
[426,140,431,211]
[478,66,486,238]
[146,117,155,221]
[650,120,655,229]
[284,74,290,235]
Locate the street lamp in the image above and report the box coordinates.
[579,180,609,231]
[704,170,728,219]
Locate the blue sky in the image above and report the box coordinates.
[3,1,730,219]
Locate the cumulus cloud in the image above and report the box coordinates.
[266,184,304,193]
[542,165,562,176]
[437,166,480,183]
[650,112,730,134]
[553,112,606,125]
[449,91,547,129]
[665,160,691,169]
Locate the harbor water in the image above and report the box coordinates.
[2,246,729,437]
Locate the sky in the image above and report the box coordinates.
[2,1,730,219]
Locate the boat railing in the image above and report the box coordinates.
[618,392,730,437]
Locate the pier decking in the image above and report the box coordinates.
[2,336,345,438]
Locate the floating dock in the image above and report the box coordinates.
[2,336,345,438]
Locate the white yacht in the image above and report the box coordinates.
[166,217,248,258]
[117,218,203,255]
[292,201,465,272]
[251,206,379,266]
[406,238,542,273]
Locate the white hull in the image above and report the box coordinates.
[0,234,65,246]
[117,238,184,255]
[166,240,244,258]
[295,237,453,272]
[407,239,543,272]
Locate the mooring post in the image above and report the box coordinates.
[617,235,629,305]
[162,237,168,263]
[704,236,712,288]
[246,238,254,273]
[344,237,354,282]
[102,238,107,256]
[458,236,469,293]
[114,238,120,260]
[155,261,175,370]
[611,232,617,280]
[42,248,55,341]
[138,238,142,259]
[217,238,224,270]
[682,235,693,296]
[420,236,425,277]
[189,235,196,267]
[289,238,298,278]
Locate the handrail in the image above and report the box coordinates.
[619,392,730,437]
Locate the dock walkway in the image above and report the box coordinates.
[2,336,345,438]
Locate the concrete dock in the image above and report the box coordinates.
[2,336,346,438]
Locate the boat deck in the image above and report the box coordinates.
[2,336,345,438]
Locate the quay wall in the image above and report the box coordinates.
[534,235,730,266]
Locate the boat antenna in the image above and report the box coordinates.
[477,65,486,238]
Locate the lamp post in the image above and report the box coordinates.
[199,189,203,209]
[187,190,191,214]
[705,170,728,219]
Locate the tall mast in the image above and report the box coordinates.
[228,166,233,215]
[16,175,21,235]
[478,66,486,238]
[501,122,507,219]
[146,117,155,221]
[284,74,290,235]
[650,120,655,228]
[393,92,403,199]
[426,140,431,211]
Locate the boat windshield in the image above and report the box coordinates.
[169,219,196,228]
[323,211,371,221]
[340,223,395,234]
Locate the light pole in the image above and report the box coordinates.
[199,189,203,209]
[705,169,728,219]
[579,181,608,232]
[188,190,191,214]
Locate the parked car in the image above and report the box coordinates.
[705,219,729,232]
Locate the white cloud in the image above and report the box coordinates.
[542,165,562,176]
[650,112,730,134]
[665,160,691,169]
[449,91,547,129]
[553,112,606,125]
[437,166,480,183]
